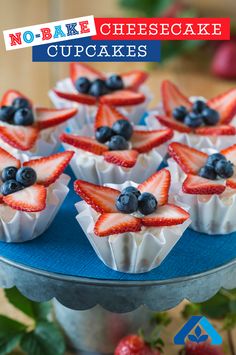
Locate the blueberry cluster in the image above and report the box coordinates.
[173,100,220,128]
[96,119,133,151]
[116,186,158,215]
[0,166,37,196]
[199,153,234,180]
[0,97,34,126]
[75,74,124,97]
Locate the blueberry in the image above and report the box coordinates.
[215,159,234,179]
[138,192,158,215]
[172,106,188,122]
[95,126,113,143]
[1,166,18,182]
[75,77,91,94]
[202,108,220,126]
[112,119,133,140]
[1,179,23,196]
[12,97,31,109]
[0,106,15,123]
[13,108,34,126]
[89,79,109,97]
[108,135,129,151]
[192,100,207,113]
[16,167,37,187]
[106,75,124,91]
[199,165,217,180]
[121,186,141,199]
[206,153,226,167]
[116,192,138,214]
[184,112,203,128]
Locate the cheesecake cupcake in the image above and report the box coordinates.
[0,89,77,157]
[60,104,173,184]
[168,141,236,235]
[74,169,190,273]
[146,80,236,150]
[0,147,73,242]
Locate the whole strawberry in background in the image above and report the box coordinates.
[183,341,225,355]
[212,41,236,80]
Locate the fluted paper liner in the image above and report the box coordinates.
[75,181,190,273]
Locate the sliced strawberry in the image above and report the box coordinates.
[131,128,173,153]
[138,169,170,206]
[221,144,236,164]
[156,115,192,133]
[1,89,32,106]
[161,80,192,116]
[60,133,108,155]
[141,204,189,227]
[226,177,236,189]
[208,88,236,124]
[168,142,208,175]
[95,104,128,129]
[24,151,73,187]
[195,125,236,136]
[70,63,105,84]
[121,70,148,90]
[74,180,120,213]
[94,213,141,237]
[0,125,38,151]
[103,150,138,168]
[99,90,145,106]
[0,147,20,172]
[53,89,96,105]
[3,184,47,212]
[35,107,78,130]
[183,174,226,195]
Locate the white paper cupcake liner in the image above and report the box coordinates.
[75,181,190,273]
[0,174,70,243]
[49,78,152,130]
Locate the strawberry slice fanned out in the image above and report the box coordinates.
[208,88,236,124]
[53,89,96,105]
[100,90,145,106]
[94,213,142,237]
[1,89,32,106]
[3,184,47,212]
[103,150,138,168]
[142,204,189,227]
[156,115,192,133]
[24,151,74,187]
[74,180,120,213]
[60,133,108,155]
[168,142,208,174]
[0,146,20,172]
[131,128,173,153]
[0,125,38,151]
[221,144,236,188]
[161,80,192,116]
[121,70,148,90]
[70,62,105,84]
[195,125,236,136]
[183,174,226,195]
[138,169,170,206]
[95,104,127,129]
[35,107,77,130]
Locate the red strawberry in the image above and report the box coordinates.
[0,125,38,151]
[60,133,108,155]
[131,128,173,153]
[185,341,224,355]
[95,104,128,129]
[207,87,236,124]
[138,169,170,206]
[156,115,192,133]
[70,62,105,84]
[121,70,148,90]
[103,150,138,168]
[53,89,96,105]
[3,184,47,212]
[161,80,192,116]
[35,107,78,130]
[0,146,20,172]
[168,142,208,175]
[221,144,236,189]
[100,90,145,106]
[183,174,226,195]
[24,151,74,187]
[1,89,32,107]
[74,180,120,213]
[115,334,160,355]
[142,204,190,227]
[94,213,142,237]
[211,41,236,80]
[195,125,236,135]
